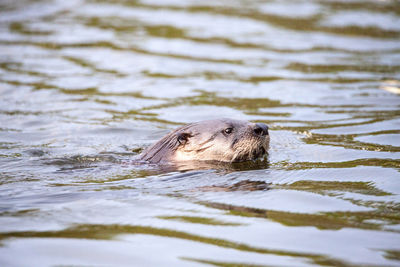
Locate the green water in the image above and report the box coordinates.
[0,0,400,266]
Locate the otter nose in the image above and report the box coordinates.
[253,123,269,136]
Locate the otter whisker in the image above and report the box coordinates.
[195,145,213,153]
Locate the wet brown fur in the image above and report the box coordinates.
[140,119,269,163]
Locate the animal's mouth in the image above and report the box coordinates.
[258,146,266,157]
[252,146,266,159]
[232,145,267,162]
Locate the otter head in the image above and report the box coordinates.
[140,119,270,163]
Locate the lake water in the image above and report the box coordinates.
[1,0,400,266]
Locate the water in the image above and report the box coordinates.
[1,0,400,266]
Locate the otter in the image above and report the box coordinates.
[139,118,269,163]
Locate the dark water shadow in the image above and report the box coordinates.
[198,201,400,233]
[156,156,270,173]
[0,223,370,267]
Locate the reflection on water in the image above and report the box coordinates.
[1,0,400,266]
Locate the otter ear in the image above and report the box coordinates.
[177,132,191,146]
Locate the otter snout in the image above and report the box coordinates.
[253,123,269,136]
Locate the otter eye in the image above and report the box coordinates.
[224,128,233,135]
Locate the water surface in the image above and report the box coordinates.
[1,0,400,266]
